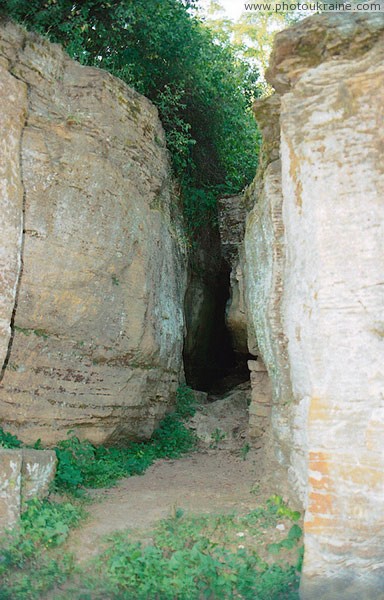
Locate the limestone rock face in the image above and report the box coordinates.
[0,450,22,531]
[244,96,301,492]
[0,54,27,372]
[0,23,187,445]
[218,195,248,355]
[21,449,57,504]
[188,382,250,451]
[247,359,272,445]
[0,449,56,532]
[244,13,384,597]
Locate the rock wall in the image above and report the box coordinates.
[0,449,57,532]
[218,195,249,356]
[245,91,306,502]
[244,13,384,597]
[0,50,26,373]
[0,22,187,445]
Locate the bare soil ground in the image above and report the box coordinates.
[66,448,265,563]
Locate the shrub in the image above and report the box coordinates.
[2,0,261,232]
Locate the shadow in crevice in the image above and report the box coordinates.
[183,227,251,394]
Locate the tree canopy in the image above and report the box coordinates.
[2,0,262,231]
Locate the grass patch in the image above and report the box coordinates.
[63,498,302,599]
[0,497,302,599]
[0,499,84,600]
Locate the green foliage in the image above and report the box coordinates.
[267,523,303,554]
[182,185,218,235]
[203,2,304,94]
[151,413,196,459]
[0,418,303,600]
[172,383,198,419]
[209,427,227,448]
[240,441,251,460]
[0,499,83,599]
[2,0,261,232]
[268,494,302,521]
[71,505,301,599]
[0,426,22,448]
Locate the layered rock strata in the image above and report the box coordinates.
[244,13,384,598]
[0,22,187,445]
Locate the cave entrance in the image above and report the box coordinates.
[182,232,250,394]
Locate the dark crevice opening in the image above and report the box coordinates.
[183,252,251,394]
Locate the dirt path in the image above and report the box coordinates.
[66,449,263,563]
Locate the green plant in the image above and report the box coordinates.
[173,383,198,419]
[0,426,22,448]
[268,495,301,521]
[240,442,250,460]
[0,499,84,599]
[209,427,227,448]
[0,386,197,494]
[267,524,303,555]
[69,504,301,599]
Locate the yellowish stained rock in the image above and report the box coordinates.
[0,23,187,445]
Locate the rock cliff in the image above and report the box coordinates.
[244,13,384,598]
[217,195,249,356]
[0,22,187,445]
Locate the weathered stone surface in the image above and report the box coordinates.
[0,22,187,445]
[266,13,384,93]
[280,23,384,598]
[245,12,384,598]
[21,449,57,503]
[0,450,22,531]
[218,195,248,354]
[188,382,250,450]
[247,359,272,444]
[0,60,27,373]
[218,195,247,267]
[243,107,304,498]
[190,389,209,406]
[244,159,291,404]
[0,449,57,531]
